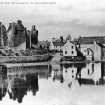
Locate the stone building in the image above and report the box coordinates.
[7,20,25,48]
[30,25,38,49]
[79,36,105,61]
[14,20,25,47]
[0,22,7,48]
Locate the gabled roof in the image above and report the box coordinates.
[64,40,77,48]
[70,41,78,45]
[52,40,65,47]
[79,36,105,44]
[96,42,105,48]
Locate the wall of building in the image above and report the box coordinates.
[80,44,94,56]
[93,42,101,60]
[80,43,102,60]
[101,48,105,60]
[49,41,55,50]
[63,41,77,57]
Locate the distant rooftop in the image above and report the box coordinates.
[52,40,65,47]
[79,36,105,44]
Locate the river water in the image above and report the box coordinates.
[0,62,105,105]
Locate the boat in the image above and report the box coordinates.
[0,54,51,63]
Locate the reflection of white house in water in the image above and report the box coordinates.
[63,66,77,80]
[63,65,78,87]
[51,63,79,86]
[77,63,102,84]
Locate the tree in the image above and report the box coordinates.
[66,34,71,41]
[60,36,63,42]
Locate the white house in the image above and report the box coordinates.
[62,40,77,57]
[62,40,85,61]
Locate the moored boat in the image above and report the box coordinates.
[0,54,51,63]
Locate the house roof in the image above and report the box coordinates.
[52,40,65,47]
[79,36,105,44]
[70,41,78,45]
[96,42,105,48]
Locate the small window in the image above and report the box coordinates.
[65,51,67,54]
[71,51,74,54]
[71,46,74,49]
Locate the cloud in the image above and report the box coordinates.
[0,0,105,40]
[0,0,105,26]
[55,0,105,25]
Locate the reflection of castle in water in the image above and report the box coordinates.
[7,73,39,103]
[0,64,52,103]
[0,65,7,101]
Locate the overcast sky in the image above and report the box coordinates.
[0,0,105,40]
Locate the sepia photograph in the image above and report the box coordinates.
[0,0,105,105]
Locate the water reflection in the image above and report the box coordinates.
[77,63,105,85]
[0,64,51,103]
[0,65,7,101]
[51,62,105,87]
[51,64,64,83]
[0,62,105,104]
[7,73,39,103]
[51,63,86,87]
